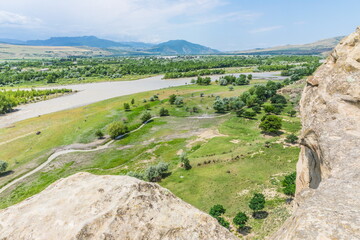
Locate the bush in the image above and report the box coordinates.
[174,97,184,106]
[159,107,169,116]
[143,162,169,182]
[233,212,249,228]
[141,112,152,123]
[288,110,297,117]
[180,153,191,170]
[282,172,296,196]
[169,94,177,105]
[285,134,298,144]
[107,122,128,139]
[95,129,104,139]
[126,171,144,180]
[242,109,257,119]
[131,98,135,105]
[209,204,226,217]
[0,160,8,173]
[259,115,282,134]
[216,217,230,229]
[249,193,265,213]
[123,102,130,111]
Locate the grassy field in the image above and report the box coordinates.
[0,80,301,239]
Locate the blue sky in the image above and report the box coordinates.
[0,0,359,50]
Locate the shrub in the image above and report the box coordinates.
[288,110,297,117]
[0,160,8,173]
[141,112,152,123]
[107,122,128,139]
[233,212,249,229]
[131,98,135,105]
[285,134,298,144]
[143,162,169,182]
[169,94,177,105]
[249,193,265,213]
[209,204,226,217]
[174,97,184,106]
[180,153,191,170]
[259,115,282,134]
[126,171,144,180]
[270,94,287,105]
[123,102,130,111]
[282,172,296,196]
[228,86,234,91]
[159,108,169,116]
[95,129,104,139]
[242,109,257,119]
[216,217,230,229]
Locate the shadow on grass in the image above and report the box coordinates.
[238,226,252,236]
[252,211,268,219]
[0,170,14,178]
[261,130,284,137]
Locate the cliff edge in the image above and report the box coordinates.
[0,172,237,240]
[273,27,360,239]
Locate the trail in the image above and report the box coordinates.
[0,117,159,194]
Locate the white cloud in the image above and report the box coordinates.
[250,25,283,34]
[0,10,41,26]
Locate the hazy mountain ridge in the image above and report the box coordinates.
[232,36,344,55]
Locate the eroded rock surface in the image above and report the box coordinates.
[0,172,237,240]
[273,27,360,239]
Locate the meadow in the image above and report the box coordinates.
[0,77,301,238]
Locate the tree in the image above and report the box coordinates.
[259,115,282,134]
[180,153,191,170]
[242,109,257,119]
[95,129,104,139]
[216,217,230,229]
[263,103,275,114]
[144,162,169,182]
[107,122,128,139]
[174,97,184,106]
[123,102,130,111]
[131,98,135,105]
[233,212,249,229]
[282,172,296,196]
[228,86,234,91]
[209,204,226,217]
[285,134,298,144]
[249,193,265,213]
[288,110,297,117]
[213,97,226,113]
[247,74,253,80]
[252,105,262,114]
[0,160,8,173]
[169,94,177,105]
[141,112,152,123]
[270,94,287,105]
[159,107,169,116]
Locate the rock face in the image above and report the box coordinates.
[273,27,360,239]
[0,172,237,240]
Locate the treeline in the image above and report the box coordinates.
[0,89,72,114]
[217,74,252,86]
[0,55,320,86]
[163,69,225,79]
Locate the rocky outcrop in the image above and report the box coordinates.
[0,172,237,240]
[273,27,360,239]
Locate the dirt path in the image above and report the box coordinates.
[0,117,159,194]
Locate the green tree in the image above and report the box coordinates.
[169,94,177,105]
[174,97,184,106]
[209,204,226,217]
[247,74,253,80]
[159,107,169,116]
[144,162,169,182]
[107,122,128,139]
[285,134,298,144]
[0,160,8,173]
[95,129,104,139]
[242,109,257,119]
[282,172,296,196]
[123,102,130,111]
[180,153,191,170]
[263,103,275,114]
[249,193,265,213]
[233,212,249,229]
[213,97,226,113]
[131,98,135,105]
[259,115,282,134]
[288,110,297,117]
[216,217,230,229]
[141,112,152,123]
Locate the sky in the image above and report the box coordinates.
[0,0,359,51]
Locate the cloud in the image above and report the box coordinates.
[0,10,41,27]
[250,25,283,34]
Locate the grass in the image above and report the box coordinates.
[0,79,302,239]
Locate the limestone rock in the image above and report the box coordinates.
[0,172,237,240]
[272,27,360,239]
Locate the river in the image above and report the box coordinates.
[0,72,286,128]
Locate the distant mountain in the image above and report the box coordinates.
[0,38,26,45]
[149,40,220,55]
[232,36,344,55]
[26,36,130,48]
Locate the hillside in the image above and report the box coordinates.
[233,36,344,56]
[149,40,220,55]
